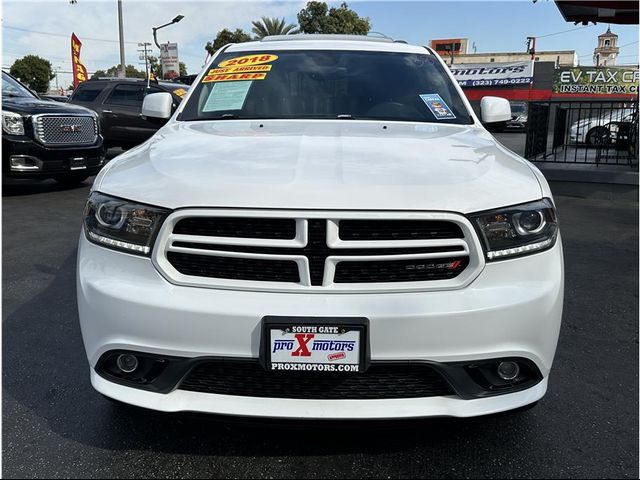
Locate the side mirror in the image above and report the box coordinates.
[480,96,511,124]
[142,92,173,119]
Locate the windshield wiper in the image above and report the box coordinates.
[337,114,355,119]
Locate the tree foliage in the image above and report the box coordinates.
[205,28,252,56]
[91,64,146,79]
[9,55,55,93]
[297,2,370,35]
[251,17,299,38]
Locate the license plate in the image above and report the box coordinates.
[261,317,369,373]
[69,157,87,170]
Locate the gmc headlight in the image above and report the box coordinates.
[2,111,25,135]
[83,192,170,255]
[470,199,558,260]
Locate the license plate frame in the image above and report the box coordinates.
[260,316,370,374]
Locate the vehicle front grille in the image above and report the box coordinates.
[167,252,301,282]
[339,219,464,240]
[174,217,296,239]
[178,360,455,400]
[155,210,482,292]
[33,115,97,146]
[334,257,469,283]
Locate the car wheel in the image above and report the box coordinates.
[586,126,611,145]
[53,174,90,186]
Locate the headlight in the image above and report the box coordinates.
[83,192,170,255]
[91,111,100,135]
[2,111,25,135]
[469,199,558,260]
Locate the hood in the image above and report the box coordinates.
[2,96,96,116]
[96,120,542,214]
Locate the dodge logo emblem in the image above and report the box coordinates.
[60,124,82,132]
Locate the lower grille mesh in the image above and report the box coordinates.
[178,361,455,399]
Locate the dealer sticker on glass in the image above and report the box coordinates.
[420,93,456,120]
[268,324,363,373]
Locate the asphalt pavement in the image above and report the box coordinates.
[2,146,638,478]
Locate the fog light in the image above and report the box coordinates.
[497,361,520,381]
[116,354,139,373]
[10,155,42,171]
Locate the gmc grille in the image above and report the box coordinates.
[33,115,97,146]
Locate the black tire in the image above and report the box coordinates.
[586,126,611,145]
[53,174,89,186]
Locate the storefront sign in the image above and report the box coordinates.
[160,42,180,80]
[553,67,639,95]
[450,61,534,87]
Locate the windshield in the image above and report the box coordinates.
[2,72,37,99]
[181,50,473,124]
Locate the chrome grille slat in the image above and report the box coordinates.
[152,210,485,293]
[32,115,97,146]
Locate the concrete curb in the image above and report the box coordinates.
[533,162,639,186]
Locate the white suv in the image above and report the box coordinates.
[78,35,563,419]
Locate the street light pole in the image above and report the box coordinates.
[117,0,126,77]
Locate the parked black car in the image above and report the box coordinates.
[69,78,188,149]
[2,71,105,185]
[41,94,70,103]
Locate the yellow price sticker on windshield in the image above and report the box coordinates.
[218,54,278,68]
[202,72,267,83]
[208,65,272,75]
[173,88,187,97]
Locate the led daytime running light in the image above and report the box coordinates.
[487,237,555,260]
[87,231,151,254]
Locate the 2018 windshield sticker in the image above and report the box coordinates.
[419,94,456,120]
[202,72,267,83]
[218,54,278,68]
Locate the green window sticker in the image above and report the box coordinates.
[203,81,252,112]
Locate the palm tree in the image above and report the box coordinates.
[251,17,299,38]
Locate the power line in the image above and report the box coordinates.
[535,25,590,39]
[578,41,640,58]
[3,25,144,45]
[618,40,640,49]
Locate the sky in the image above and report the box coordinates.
[2,0,639,91]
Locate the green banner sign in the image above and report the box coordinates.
[553,67,639,95]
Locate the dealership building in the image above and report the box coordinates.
[429,32,637,107]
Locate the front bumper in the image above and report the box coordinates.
[77,234,564,419]
[2,134,105,178]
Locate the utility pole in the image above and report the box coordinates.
[526,36,536,60]
[138,42,152,87]
[117,0,126,77]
